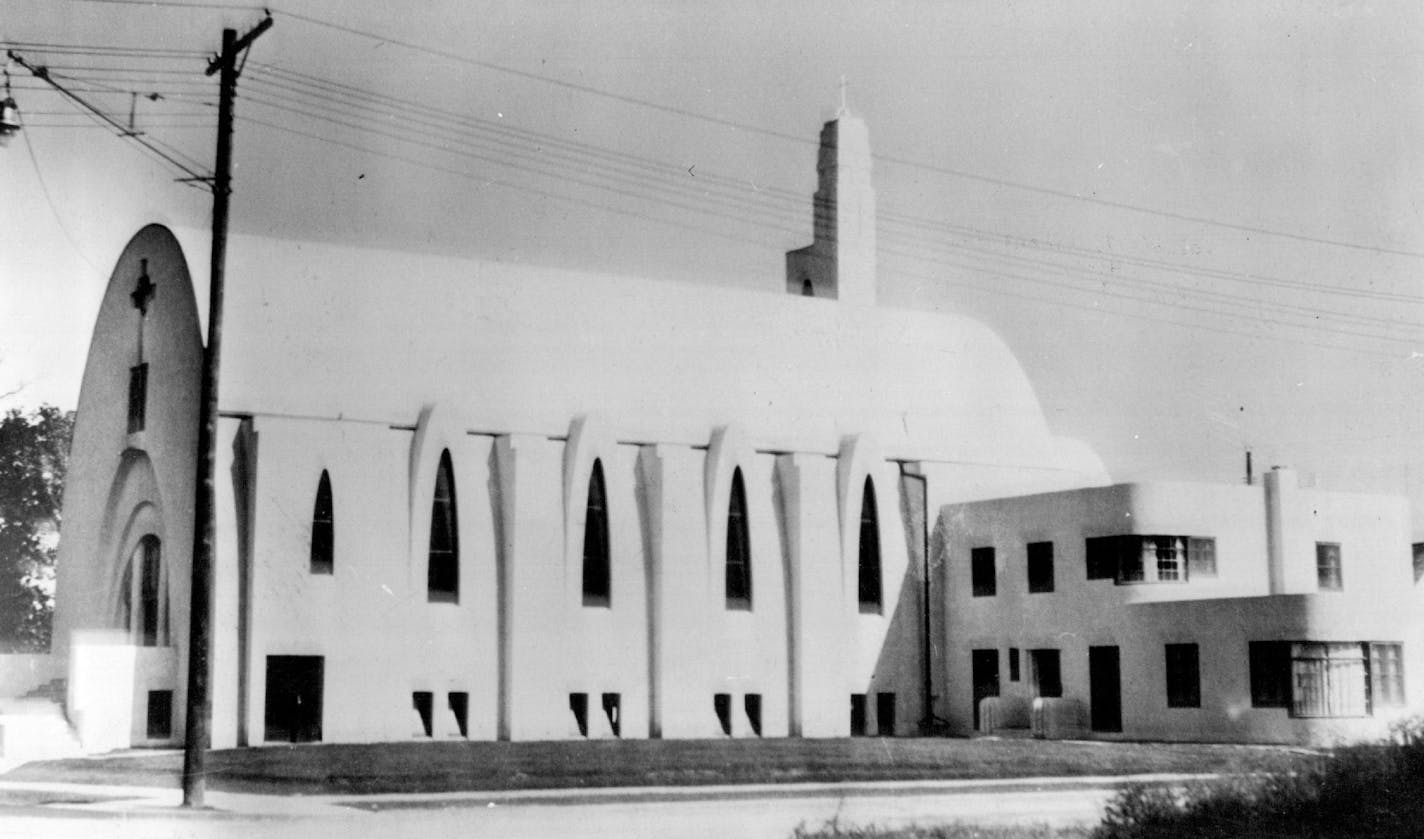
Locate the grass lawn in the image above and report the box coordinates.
[5,737,1316,796]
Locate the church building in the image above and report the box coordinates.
[0,109,1416,765]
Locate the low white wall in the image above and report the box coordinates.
[0,654,65,699]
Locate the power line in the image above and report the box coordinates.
[17,110,104,277]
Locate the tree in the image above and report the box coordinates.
[0,405,74,652]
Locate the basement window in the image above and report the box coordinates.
[569,693,589,737]
[413,691,434,737]
[744,694,763,737]
[714,693,732,736]
[448,692,469,738]
[602,692,621,738]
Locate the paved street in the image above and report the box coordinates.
[0,774,1184,838]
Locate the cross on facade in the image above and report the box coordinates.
[130,258,156,315]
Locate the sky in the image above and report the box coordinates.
[2,1,1422,522]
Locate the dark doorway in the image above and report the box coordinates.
[264,656,324,743]
[971,649,1000,731]
[1089,645,1122,732]
[849,693,868,736]
[876,692,896,736]
[1030,649,1063,698]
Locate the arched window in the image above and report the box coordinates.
[857,477,883,613]
[427,450,459,602]
[310,470,334,574]
[725,467,752,610]
[119,535,163,646]
[581,459,611,606]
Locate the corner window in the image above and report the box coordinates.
[1165,643,1200,708]
[1316,542,1342,590]
[971,547,996,597]
[581,459,611,607]
[1251,641,1397,717]
[310,470,334,574]
[1086,535,1214,584]
[725,467,752,610]
[857,477,883,614]
[427,450,459,602]
[1027,541,1054,593]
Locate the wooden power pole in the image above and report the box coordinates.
[183,15,271,809]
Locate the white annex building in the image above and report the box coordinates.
[0,112,1419,765]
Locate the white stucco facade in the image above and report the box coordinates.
[9,111,1414,760]
[941,470,1422,745]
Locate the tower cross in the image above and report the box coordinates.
[130,258,156,315]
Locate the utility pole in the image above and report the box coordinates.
[183,15,271,809]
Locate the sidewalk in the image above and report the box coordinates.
[0,772,1210,818]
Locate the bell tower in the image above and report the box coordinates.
[785,91,877,305]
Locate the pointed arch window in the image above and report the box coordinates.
[427,450,459,602]
[581,459,611,607]
[310,470,334,574]
[857,477,883,614]
[117,535,164,646]
[725,467,752,610]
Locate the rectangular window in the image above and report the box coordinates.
[1165,644,1201,708]
[744,693,763,737]
[971,547,996,597]
[413,691,434,737]
[1085,536,1119,580]
[1187,538,1217,578]
[569,692,589,737]
[1153,537,1185,581]
[714,693,733,736]
[1008,648,1020,682]
[1292,642,1366,717]
[876,692,896,736]
[1030,649,1062,698]
[1249,641,1292,708]
[1316,543,1343,590]
[1370,643,1406,708]
[1414,543,1424,584]
[127,363,148,434]
[1027,541,1054,593]
[601,693,621,737]
[448,692,469,738]
[146,690,173,739]
[849,693,868,736]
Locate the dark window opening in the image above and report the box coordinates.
[1250,642,1292,708]
[857,477,883,613]
[1030,649,1062,698]
[1165,643,1201,708]
[448,692,469,738]
[801,277,814,297]
[1413,543,1424,584]
[744,694,763,737]
[602,692,621,737]
[1316,543,1343,591]
[582,460,611,606]
[146,690,172,739]
[714,693,732,735]
[127,363,148,434]
[876,692,896,736]
[413,691,434,737]
[1027,542,1054,593]
[725,468,752,610]
[569,692,589,737]
[263,655,324,743]
[1008,648,1020,682]
[138,535,161,647]
[310,470,334,574]
[971,547,996,597]
[849,693,868,737]
[427,450,460,601]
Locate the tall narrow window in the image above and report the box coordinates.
[1027,541,1055,593]
[1316,543,1343,590]
[127,363,148,433]
[725,467,752,610]
[310,470,334,574]
[581,459,611,606]
[857,477,883,614]
[427,450,459,602]
[971,547,997,597]
[138,535,161,647]
[1165,643,1201,708]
